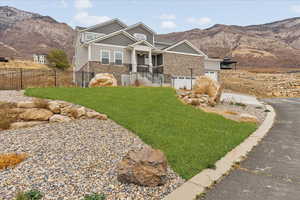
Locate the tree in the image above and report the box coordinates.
[47,49,70,70]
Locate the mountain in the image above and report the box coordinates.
[0,6,74,61]
[158,18,300,68]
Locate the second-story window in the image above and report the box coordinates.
[101,50,110,64]
[133,33,147,41]
[114,51,123,65]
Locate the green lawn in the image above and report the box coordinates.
[25,87,256,179]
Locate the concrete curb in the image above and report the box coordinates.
[164,105,276,200]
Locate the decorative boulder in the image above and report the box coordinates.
[89,73,117,88]
[19,108,53,121]
[117,147,168,187]
[49,115,72,123]
[193,76,223,104]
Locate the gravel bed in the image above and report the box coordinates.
[0,120,184,200]
[0,90,33,103]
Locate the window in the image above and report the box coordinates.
[101,50,110,64]
[83,32,105,42]
[133,33,147,41]
[114,51,123,65]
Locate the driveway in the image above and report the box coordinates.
[201,98,300,200]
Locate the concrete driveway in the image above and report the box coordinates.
[201,98,300,200]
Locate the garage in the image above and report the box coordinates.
[205,71,218,81]
[172,76,196,90]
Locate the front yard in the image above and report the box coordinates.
[26,87,256,180]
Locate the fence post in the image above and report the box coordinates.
[81,71,84,88]
[54,70,57,87]
[20,68,23,89]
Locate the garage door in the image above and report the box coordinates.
[205,71,218,81]
[172,76,196,90]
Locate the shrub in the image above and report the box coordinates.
[15,190,43,200]
[47,49,70,70]
[0,153,28,170]
[83,193,106,200]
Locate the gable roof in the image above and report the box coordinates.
[79,18,127,33]
[86,30,138,44]
[124,22,157,35]
[129,40,155,48]
[164,40,208,57]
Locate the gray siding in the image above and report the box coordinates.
[89,22,125,34]
[126,25,154,45]
[204,60,221,71]
[90,44,131,64]
[96,33,136,46]
[168,42,200,55]
[154,42,170,50]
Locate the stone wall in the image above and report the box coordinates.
[163,53,205,76]
[81,61,130,85]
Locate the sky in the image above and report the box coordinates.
[1,0,300,33]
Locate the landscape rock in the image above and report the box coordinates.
[86,111,108,120]
[49,115,72,123]
[89,73,117,88]
[240,113,259,123]
[17,101,36,108]
[10,121,47,129]
[193,76,223,103]
[117,147,168,187]
[19,108,53,121]
[48,101,61,114]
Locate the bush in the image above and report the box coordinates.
[15,190,43,200]
[0,153,28,170]
[47,49,70,70]
[83,193,106,200]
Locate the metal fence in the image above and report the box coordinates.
[0,68,95,90]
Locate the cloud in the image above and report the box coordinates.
[60,0,68,8]
[187,17,212,26]
[74,11,110,26]
[161,21,177,29]
[160,14,176,20]
[291,5,300,13]
[75,0,92,9]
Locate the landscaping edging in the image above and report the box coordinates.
[164,104,276,200]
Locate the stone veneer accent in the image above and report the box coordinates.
[163,53,205,76]
[81,61,130,85]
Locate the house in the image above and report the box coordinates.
[73,18,219,89]
[33,54,47,64]
[204,58,222,81]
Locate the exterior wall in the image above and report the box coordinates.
[90,44,131,64]
[154,42,170,50]
[89,22,125,34]
[80,61,130,85]
[204,60,221,71]
[163,52,204,76]
[96,34,136,46]
[126,25,154,45]
[168,43,200,55]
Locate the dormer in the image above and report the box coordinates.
[124,22,156,45]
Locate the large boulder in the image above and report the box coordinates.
[193,76,223,104]
[19,108,53,121]
[17,101,36,108]
[47,101,61,114]
[86,111,108,120]
[89,73,117,88]
[117,147,168,187]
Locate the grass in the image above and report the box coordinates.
[25,87,256,179]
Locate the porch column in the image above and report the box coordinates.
[132,48,137,72]
[148,49,153,73]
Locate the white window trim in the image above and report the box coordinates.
[114,51,123,65]
[134,33,147,41]
[100,50,110,65]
